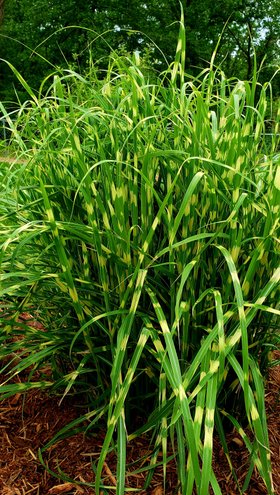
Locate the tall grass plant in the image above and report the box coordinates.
[0,14,279,495]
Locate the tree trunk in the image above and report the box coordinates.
[0,0,4,25]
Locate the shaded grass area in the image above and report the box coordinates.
[0,13,279,495]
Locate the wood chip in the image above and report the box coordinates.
[232,437,244,448]
[151,486,163,495]
[48,483,83,494]
[103,462,117,486]
[2,488,21,495]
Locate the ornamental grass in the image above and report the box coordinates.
[0,14,279,495]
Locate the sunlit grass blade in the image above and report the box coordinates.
[227,353,274,494]
[116,413,127,495]
[95,323,150,495]
[146,287,201,493]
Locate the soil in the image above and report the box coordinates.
[0,349,279,495]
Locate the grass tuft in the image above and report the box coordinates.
[0,17,279,495]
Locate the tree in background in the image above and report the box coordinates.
[0,0,279,104]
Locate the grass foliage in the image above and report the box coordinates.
[1,15,280,495]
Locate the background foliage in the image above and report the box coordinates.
[0,0,280,105]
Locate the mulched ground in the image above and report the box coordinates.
[0,355,279,495]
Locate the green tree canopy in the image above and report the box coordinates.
[0,0,279,104]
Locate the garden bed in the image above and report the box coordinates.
[0,357,279,495]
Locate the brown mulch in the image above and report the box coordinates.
[0,358,280,495]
